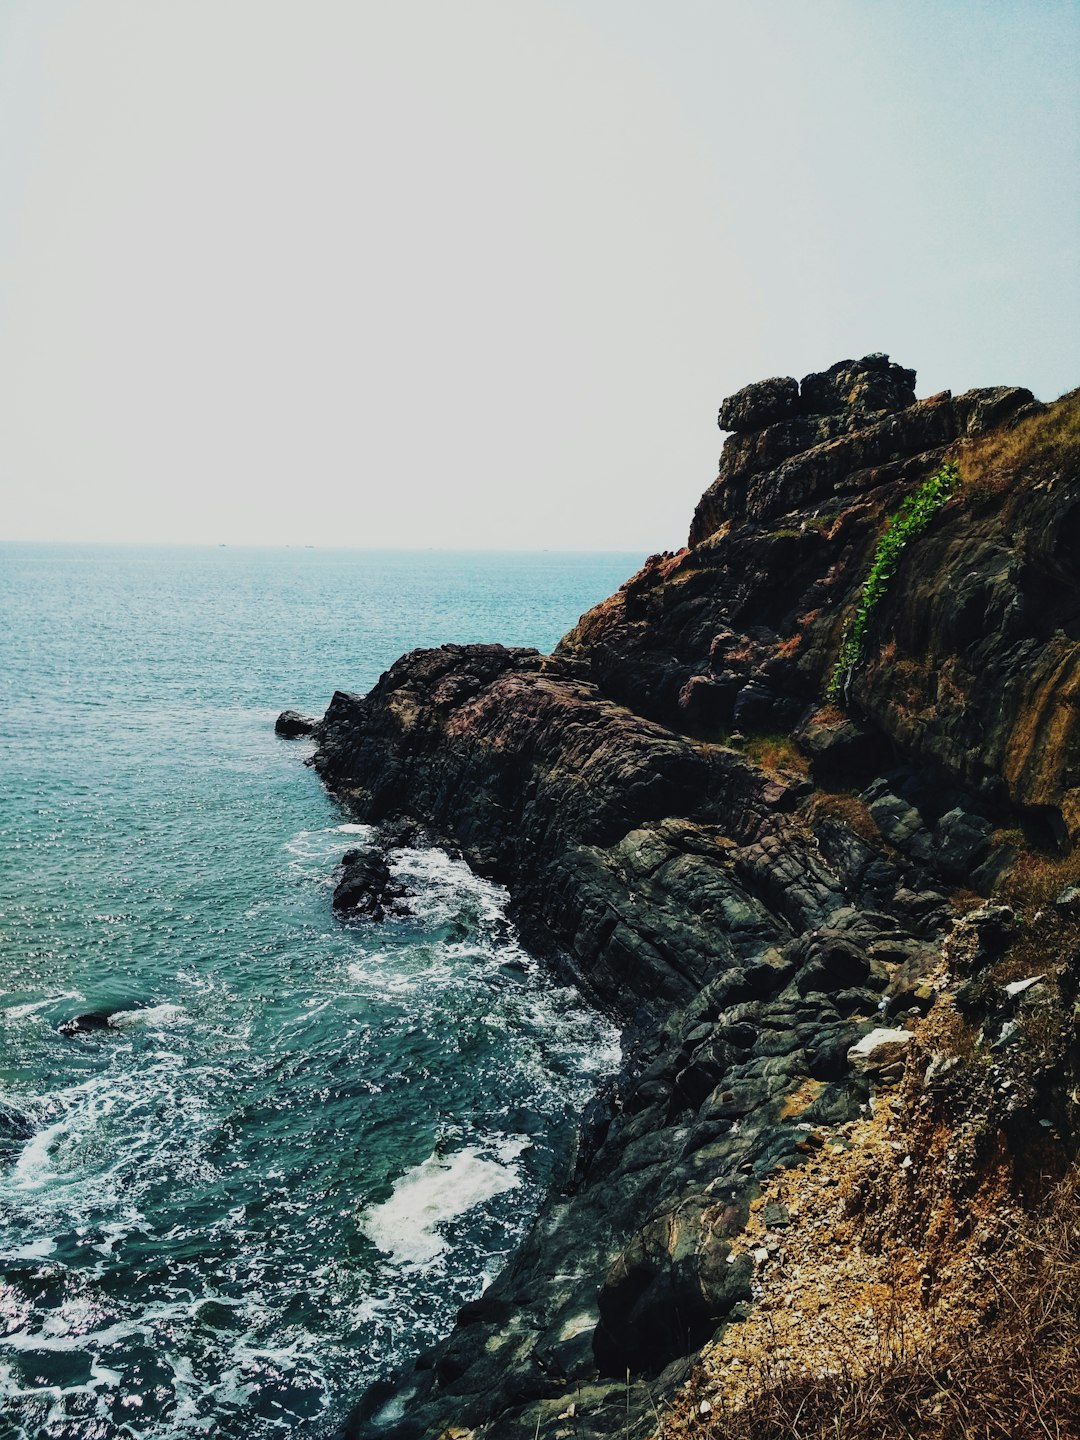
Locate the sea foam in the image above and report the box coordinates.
[360,1138,529,1267]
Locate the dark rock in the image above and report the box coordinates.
[57,1011,116,1036]
[799,354,917,418]
[297,370,1080,1439]
[867,790,934,862]
[332,850,411,921]
[932,807,994,881]
[275,709,318,738]
[964,904,1016,961]
[796,711,889,785]
[594,1204,752,1376]
[956,385,1036,437]
[719,375,799,432]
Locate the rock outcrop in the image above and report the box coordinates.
[332,847,411,920]
[302,360,1080,1439]
[275,709,319,738]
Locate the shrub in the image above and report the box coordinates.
[827,461,961,703]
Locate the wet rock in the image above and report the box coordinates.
[57,1011,116,1036]
[332,850,411,921]
[275,709,318,738]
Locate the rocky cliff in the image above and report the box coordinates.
[304,357,1080,1439]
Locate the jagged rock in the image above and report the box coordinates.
[964,905,1016,959]
[957,385,1037,437]
[275,709,318,737]
[594,1202,752,1376]
[1004,975,1044,998]
[933,807,994,879]
[719,375,799,432]
[847,1027,915,1075]
[866,790,934,862]
[799,354,917,418]
[796,711,888,785]
[332,850,411,920]
[303,370,1080,1439]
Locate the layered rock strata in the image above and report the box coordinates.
[303,358,1080,1439]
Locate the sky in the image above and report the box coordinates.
[1,0,1077,550]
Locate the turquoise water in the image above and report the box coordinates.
[0,545,637,1439]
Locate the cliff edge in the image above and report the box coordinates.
[306,357,1080,1439]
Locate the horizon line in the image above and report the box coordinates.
[1,538,658,556]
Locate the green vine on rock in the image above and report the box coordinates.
[827,459,961,703]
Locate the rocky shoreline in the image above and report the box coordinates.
[287,356,1080,1438]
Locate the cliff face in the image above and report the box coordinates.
[309,359,1080,1440]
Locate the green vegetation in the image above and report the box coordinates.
[827,461,961,702]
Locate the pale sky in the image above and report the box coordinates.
[1,0,1077,550]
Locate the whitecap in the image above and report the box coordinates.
[107,1003,186,1031]
[359,1140,527,1267]
[3,1238,55,1262]
[4,992,82,1021]
[8,1115,68,1192]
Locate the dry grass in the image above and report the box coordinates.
[1000,843,1080,917]
[659,1167,1079,1440]
[807,789,880,846]
[742,733,810,778]
[959,388,1080,505]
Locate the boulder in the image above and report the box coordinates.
[933,807,993,880]
[275,709,318,738]
[332,849,411,921]
[847,1027,914,1076]
[867,790,934,862]
[796,711,889,785]
[799,354,917,418]
[719,376,799,432]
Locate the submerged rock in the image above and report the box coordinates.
[57,1011,116,1036]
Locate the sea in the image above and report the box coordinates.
[0,544,640,1440]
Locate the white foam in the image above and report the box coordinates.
[4,1238,55,1261]
[107,1003,186,1030]
[9,1115,68,1192]
[360,1140,527,1266]
[335,824,372,835]
[390,847,510,931]
[4,992,82,1021]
